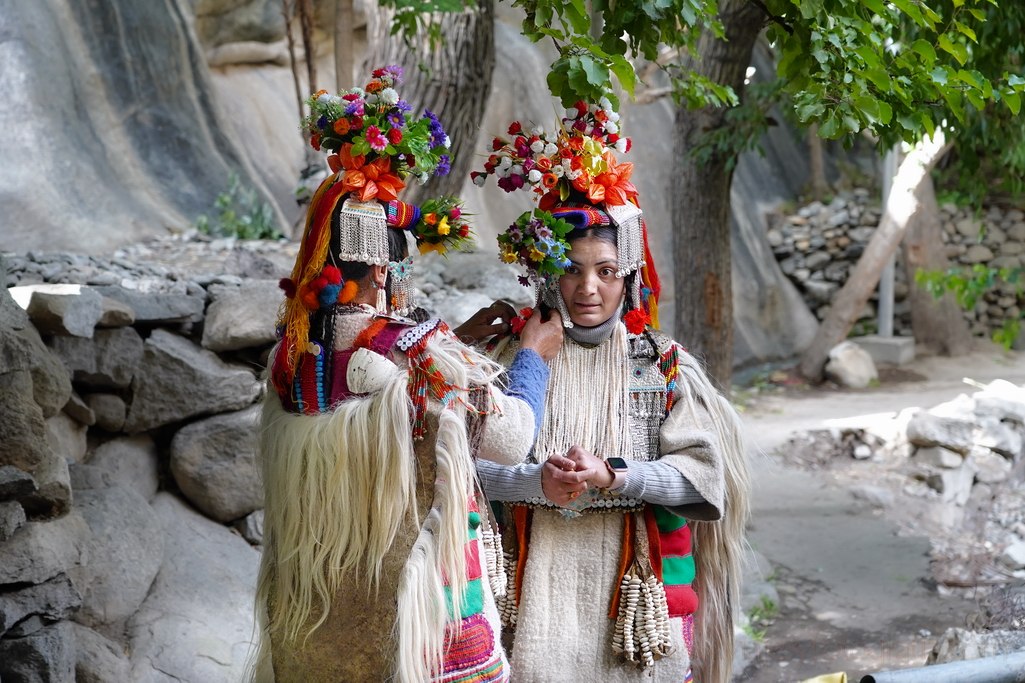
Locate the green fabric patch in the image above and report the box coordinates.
[468,511,481,540]
[652,504,687,532]
[445,578,484,620]
[661,555,696,586]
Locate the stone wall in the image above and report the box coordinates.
[769,190,1025,340]
[0,235,539,681]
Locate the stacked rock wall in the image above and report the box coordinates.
[769,190,1025,340]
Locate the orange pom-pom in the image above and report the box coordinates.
[338,280,359,304]
[301,289,320,310]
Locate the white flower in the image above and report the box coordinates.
[605,122,619,135]
[442,135,451,148]
[615,138,627,153]
[329,95,342,106]
[527,169,542,184]
[472,174,487,187]
[598,96,612,111]
[566,169,581,180]
[496,165,511,178]
[511,164,524,176]
[544,143,558,156]
[498,156,513,170]
[609,111,620,122]
[565,108,579,120]
[531,126,544,136]
[552,164,565,177]
[417,172,430,185]
[530,140,545,154]
[379,88,399,105]
[317,93,332,105]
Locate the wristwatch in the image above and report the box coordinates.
[603,457,629,493]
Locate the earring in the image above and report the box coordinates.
[376,283,387,313]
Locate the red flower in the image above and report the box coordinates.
[508,121,522,135]
[623,308,650,335]
[387,127,403,144]
[310,134,321,151]
[510,307,534,336]
[492,137,504,151]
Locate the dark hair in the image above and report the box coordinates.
[567,225,617,247]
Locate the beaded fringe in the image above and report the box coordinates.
[533,324,633,462]
[611,513,674,668]
[337,198,390,265]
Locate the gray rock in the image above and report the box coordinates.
[954,217,983,238]
[924,465,976,506]
[0,513,88,586]
[928,627,1025,663]
[17,444,72,522]
[906,411,975,455]
[73,487,163,630]
[62,393,95,427]
[87,435,160,502]
[803,279,838,305]
[92,286,205,324]
[0,288,73,419]
[194,0,285,47]
[914,446,964,469]
[962,244,995,264]
[201,279,282,351]
[70,622,130,683]
[824,341,878,389]
[0,620,75,683]
[7,284,103,338]
[44,413,87,464]
[0,466,37,500]
[0,575,82,636]
[234,509,264,545]
[974,418,1023,459]
[97,296,135,327]
[969,448,1013,484]
[0,501,26,543]
[804,251,831,271]
[84,394,127,433]
[47,327,144,390]
[124,329,262,433]
[999,542,1025,570]
[974,392,1025,424]
[170,405,263,522]
[67,464,114,493]
[127,493,260,683]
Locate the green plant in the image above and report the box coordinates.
[742,595,778,642]
[196,172,282,240]
[916,264,1025,349]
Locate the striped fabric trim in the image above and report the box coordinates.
[445,506,486,620]
[386,199,422,230]
[648,505,698,618]
[441,613,497,675]
[440,651,506,683]
[548,205,611,228]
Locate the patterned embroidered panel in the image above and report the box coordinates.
[441,613,497,674]
[626,332,667,462]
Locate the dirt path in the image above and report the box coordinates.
[736,343,1025,682]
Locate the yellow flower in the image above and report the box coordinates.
[582,137,606,176]
[418,241,447,256]
[500,250,518,264]
[437,216,450,235]
[529,246,545,262]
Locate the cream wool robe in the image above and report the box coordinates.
[497,325,728,682]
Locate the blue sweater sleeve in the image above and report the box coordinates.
[504,348,549,437]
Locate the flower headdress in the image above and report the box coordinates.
[474,99,661,330]
[272,67,474,393]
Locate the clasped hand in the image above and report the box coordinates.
[541,445,615,507]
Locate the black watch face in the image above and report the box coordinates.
[606,456,629,471]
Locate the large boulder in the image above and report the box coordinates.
[85,436,160,502]
[0,620,76,683]
[0,513,89,587]
[0,286,72,419]
[48,327,144,390]
[70,621,131,683]
[201,279,282,351]
[127,493,260,683]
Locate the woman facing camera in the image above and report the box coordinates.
[472,101,751,683]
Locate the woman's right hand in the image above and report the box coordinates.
[541,452,592,507]
[519,309,564,362]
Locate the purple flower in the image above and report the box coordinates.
[317,115,328,129]
[534,224,552,240]
[396,99,413,113]
[522,158,535,172]
[387,110,406,128]
[517,275,531,287]
[383,64,403,82]
[424,109,447,149]
[497,176,517,193]
[508,227,524,242]
[344,101,364,117]
[436,154,451,176]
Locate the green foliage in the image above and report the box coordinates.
[381,0,472,50]
[743,595,779,642]
[915,264,1025,348]
[689,81,784,172]
[768,0,1025,149]
[195,172,282,240]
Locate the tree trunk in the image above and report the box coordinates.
[672,0,765,392]
[807,123,828,200]
[798,132,952,381]
[901,171,973,355]
[282,0,305,122]
[298,0,317,93]
[334,0,354,91]
[369,0,495,202]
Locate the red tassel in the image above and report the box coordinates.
[278,278,296,298]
